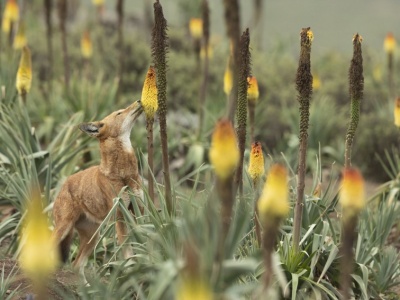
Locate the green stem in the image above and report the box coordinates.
[146,118,155,203]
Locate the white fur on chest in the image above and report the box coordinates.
[120,118,134,153]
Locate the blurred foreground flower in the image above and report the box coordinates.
[13,21,27,49]
[223,61,233,96]
[19,195,58,295]
[176,279,212,300]
[141,66,158,119]
[189,18,203,40]
[2,0,19,33]
[258,164,289,221]
[81,30,93,59]
[247,76,259,103]
[384,32,396,54]
[209,119,239,180]
[92,0,104,6]
[395,97,400,127]
[339,167,365,218]
[248,141,264,182]
[16,46,32,97]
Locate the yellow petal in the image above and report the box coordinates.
[339,168,365,216]
[247,141,265,181]
[189,18,203,40]
[141,66,158,119]
[258,164,289,219]
[16,46,32,95]
[209,119,239,180]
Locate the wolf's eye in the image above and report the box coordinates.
[116,112,122,116]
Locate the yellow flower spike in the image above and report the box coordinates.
[16,46,32,96]
[200,44,213,60]
[209,119,239,180]
[189,18,203,40]
[13,22,27,50]
[176,277,213,300]
[384,32,396,54]
[247,141,265,181]
[81,30,93,59]
[92,0,104,6]
[141,66,158,120]
[2,17,11,34]
[258,164,289,220]
[223,62,233,96]
[339,168,365,217]
[247,76,259,103]
[3,0,19,22]
[394,97,400,127]
[19,196,59,289]
[312,73,321,91]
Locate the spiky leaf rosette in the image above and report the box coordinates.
[234,28,251,195]
[344,33,363,168]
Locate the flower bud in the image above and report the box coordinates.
[339,168,365,217]
[209,119,239,180]
[81,30,93,59]
[384,32,396,54]
[247,142,265,181]
[189,18,203,40]
[16,46,32,96]
[258,164,289,220]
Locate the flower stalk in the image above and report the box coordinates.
[222,0,240,122]
[197,0,210,140]
[141,66,158,202]
[19,191,58,299]
[44,0,53,89]
[339,168,365,300]
[234,28,251,196]
[293,27,313,252]
[116,0,124,99]
[247,75,259,142]
[152,0,173,215]
[57,0,69,93]
[258,164,289,288]
[384,32,396,97]
[209,119,239,261]
[344,34,364,168]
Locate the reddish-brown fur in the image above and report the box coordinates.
[52,101,142,276]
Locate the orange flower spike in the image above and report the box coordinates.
[16,46,32,96]
[209,119,239,180]
[141,66,158,120]
[258,164,289,220]
[395,97,400,127]
[189,18,203,40]
[384,32,396,54]
[247,76,259,103]
[81,30,93,59]
[339,168,365,217]
[247,142,265,181]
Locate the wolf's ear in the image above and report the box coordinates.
[79,122,104,137]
